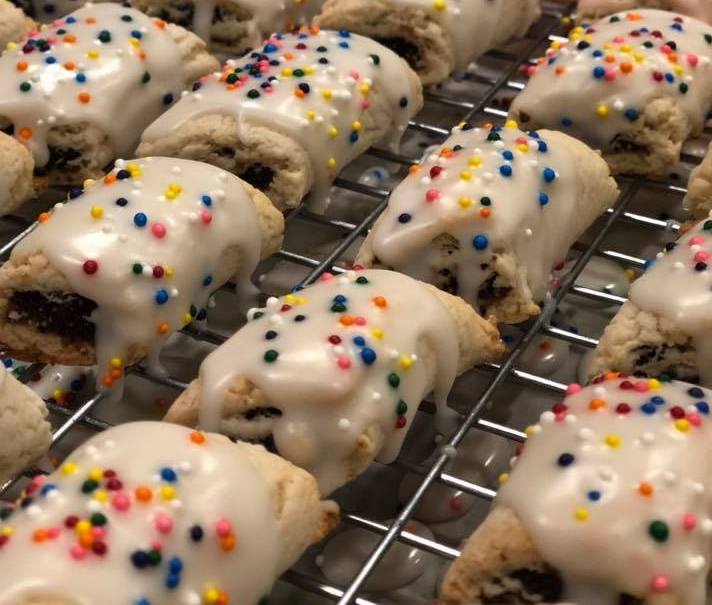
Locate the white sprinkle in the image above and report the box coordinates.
[171,166,181,174]
[702,518,712,535]
[372,392,382,401]
[26,505,42,518]
[266,297,280,307]
[184,592,201,605]
[673,261,685,270]
[119,234,128,243]
[688,555,706,572]
[338,418,351,430]
[87,500,102,512]
[663,471,677,484]
[599,468,614,482]
[333,346,345,356]
[420,176,432,186]
[577,428,593,441]
[529,424,542,435]
[540,411,556,424]
[612,99,625,111]
[170,288,179,298]
[524,228,533,237]
[564,414,577,424]
[214,189,226,200]
[269,314,283,326]
[207,297,216,309]
[690,481,705,494]
[178,461,192,473]
[142,265,153,277]
[641,432,655,445]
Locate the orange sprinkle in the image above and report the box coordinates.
[103,174,116,185]
[639,482,654,497]
[16,60,27,72]
[480,208,491,218]
[310,24,320,35]
[339,314,354,326]
[667,52,678,63]
[605,54,616,63]
[63,61,76,71]
[110,368,122,380]
[79,534,93,547]
[226,84,238,91]
[372,296,387,308]
[283,52,294,60]
[64,34,76,43]
[101,375,114,387]
[135,486,152,502]
[84,17,96,23]
[38,212,50,223]
[157,322,169,334]
[620,62,633,73]
[483,122,492,130]
[604,372,619,381]
[220,535,236,551]
[216,593,229,605]
[409,165,421,174]
[626,12,642,20]
[190,431,206,445]
[588,398,606,411]
[555,65,566,75]
[294,88,305,98]
[77,92,90,104]
[138,50,147,60]
[33,529,47,542]
[18,127,32,140]
[153,18,166,28]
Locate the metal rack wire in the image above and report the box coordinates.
[0,1,703,603]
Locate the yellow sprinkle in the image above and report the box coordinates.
[352,121,362,131]
[359,83,370,94]
[306,110,316,121]
[327,158,336,169]
[75,520,91,535]
[459,171,472,181]
[399,355,413,370]
[371,328,384,340]
[87,49,99,59]
[90,206,104,219]
[624,268,636,281]
[129,38,140,48]
[517,143,529,153]
[673,65,684,76]
[52,388,63,400]
[433,0,446,10]
[596,105,609,118]
[281,67,293,77]
[110,357,123,369]
[61,462,78,476]
[6,42,16,51]
[284,294,297,304]
[574,507,589,521]
[296,296,307,305]
[498,473,509,484]
[634,52,645,63]
[183,312,192,324]
[524,425,537,437]
[322,89,332,100]
[648,378,661,390]
[561,16,571,25]
[675,419,691,433]
[169,184,182,194]
[203,588,219,604]
[468,156,482,168]
[1,526,13,537]
[604,434,621,448]
[458,196,472,209]
[94,490,108,503]
[160,486,176,501]
[570,32,581,41]
[505,119,518,129]
[165,267,174,278]
[88,468,103,481]
[602,42,612,51]
[165,190,177,200]
[620,43,631,53]
[83,179,94,189]
[328,126,338,138]
[304,66,314,75]
[550,40,561,50]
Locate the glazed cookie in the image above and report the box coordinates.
[138,28,423,213]
[0,156,284,394]
[0,0,35,49]
[590,216,712,385]
[0,3,218,190]
[131,0,324,56]
[578,0,712,23]
[441,374,712,605]
[510,10,712,176]
[0,132,34,217]
[355,122,619,324]
[684,140,712,218]
[164,268,503,494]
[0,369,52,487]
[315,0,541,86]
[0,421,339,605]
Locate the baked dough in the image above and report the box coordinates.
[442,374,712,605]
[165,268,503,494]
[0,369,51,487]
[315,0,541,86]
[578,0,712,23]
[0,0,35,49]
[0,131,34,217]
[590,216,712,385]
[355,122,619,324]
[0,421,339,605]
[138,28,423,212]
[0,157,284,395]
[510,9,712,176]
[0,4,219,190]
[684,140,712,218]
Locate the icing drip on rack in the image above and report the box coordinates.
[190,0,323,46]
[511,9,712,149]
[628,217,712,386]
[197,269,459,494]
[12,156,262,392]
[141,28,419,212]
[0,4,187,168]
[363,122,579,309]
[498,375,712,605]
[0,422,280,605]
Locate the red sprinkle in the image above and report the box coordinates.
[83,260,99,275]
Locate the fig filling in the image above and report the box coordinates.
[374,36,422,70]
[632,343,698,382]
[33,146,83,176]
[238,163,275,191]
[8,290,96,343]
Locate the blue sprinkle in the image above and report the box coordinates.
[561,117,573,127]
[160,467,177,482]
[542,167,556,183]
[40,483,57,495]
[45,56,56,64]
[537,140,548,152]
[349,131,358,143]
[688,387,705,398]
[696,401,710,414]
[155,289,169,305]
[339,41,350,49]
[592,66,605,79]
[499,164,513,177]
[538,192,549,206]
[130,30,142,39]
[333,294,347,303]
[398,213,411,224]
[587,490,601,502]
[472,234,489,250]
[2,359,12,368]
[135,599,150,605]
[529,131,540,139]
[644,259,655,270]
[292,285,304,292]
[66,15,76,22]
[360,348,377,365]
[338,29,351,37]
[353,336,365,347]
[592,50,604,58]
[641,403,656,415]
[624,108,639,122]
[70,379,83,391]
[75,72,86,83]
[650,396,665,405]
[665,73,674,83]
[557,453,575,467]
[502,150,514,161]
[671,22,683,31]
[263,43,277,53]
[162,93,174,105]
[168,557,183,573]
[201,195,212,207]
[165,574,180,590]
[202,275,213,287]
[133,212,147,227]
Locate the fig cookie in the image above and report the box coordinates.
[164,268,503,494]
[0,4,218,193]
[0,157,284,394]
[510,9,712,176]
[442,374,712,605]
[355,121,619,324]
[0,421,339,605]
[138,28,423,213]
[315,0,541,86]
[590,216,712,386]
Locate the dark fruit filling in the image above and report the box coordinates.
[8,290,96,343]
[374,37,422,70]
[238,163,275,191]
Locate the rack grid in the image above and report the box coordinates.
[0,2,702,604]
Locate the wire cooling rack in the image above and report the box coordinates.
[0,1,704,603]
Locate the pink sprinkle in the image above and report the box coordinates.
[200,211,213,224]
[425,189,440,202]
[349,70,360,80]
[688,412,702,427]
[566,383,582,395]
[215,519,232,537]
[337,356,351,369]
[689,236,704,246]
[112,493,130,512]
[155,514,174,534]
[91,526,106,539]
[695,251,710,263]
[604,69,616,81]
[48,526,61,539]
[650,575,670,593]
[660,44,672,54]
[689,54,699,67]
[683,513,697,531]
[634,381,649,392]
[70,545,87,560]
[354,316,366,326]
[151,223,166,238]
[320,272,334,281]
[360,100,370,110]
[151,541,163,551]
[613,35,624,43]
[555,412,566,423]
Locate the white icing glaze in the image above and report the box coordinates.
[578,0,712,24]
[0,4,187,168]
[29,364,92,403]
[11,156,262,391]
[498,376,712,605]
[26,0,90,23]
[197,269,459,494]
[628,217,712,385]
[511,10,712,150]
[319,520,432,592]
[0,421,280,605]
[362,123,583,310]
[190,0,322,47]
[141,29,419,212]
